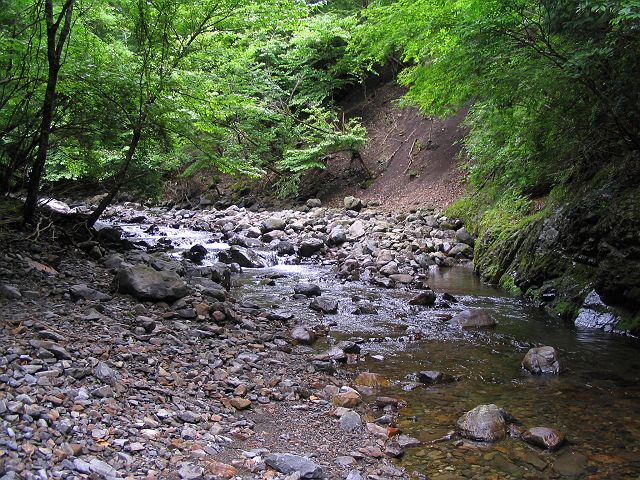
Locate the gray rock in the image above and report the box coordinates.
[339,410,362,432]
[345,471,363,480]
[299,238,324,257]
[219,246,270,268]
[94,362,120,385]
[409,290,436,306]
[265,453,325,479]
[344,196,363,212]
[306,198,322,208]
[328,227,347,245]
[184,244,207,264]
[116,265,188,302]
[450,309,496,329]
[522,346,560,375]
[178,463,204,480]
[294,283,322,297]
[574,290,618,330]
[309,297,338,314]
[28,340,72,360]
[291,326,317,345]
[69,284,111,301]
[396,434,421,448]
[522,427,566,451]
[417,370,455,384]
[73,459,92,474]
[379,261,399,276]
[348,220,366,239]
[88,458,118,478]
[263,217,286,232]
[455,227,474,245]
[0,284,22,300]
[456,404,509,442]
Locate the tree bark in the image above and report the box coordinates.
[23,0,75,224]
[85,124,143,227]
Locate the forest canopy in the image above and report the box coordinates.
[1,0,639,223]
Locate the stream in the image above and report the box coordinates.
[115,219,640,479]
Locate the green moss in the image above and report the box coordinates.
[616,313,640,334]
[553,300,579,320]
[499,275,522,295]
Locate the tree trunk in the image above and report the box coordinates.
[85,125,143,227]
[23,0,75,225]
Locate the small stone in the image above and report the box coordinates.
[291,326,317,345]
[204,460,238,479]
[332,390,361,408]
[0,284,22,300]
[178,463,204,480]
[384,440,404,458]
[229,397,251,410]
[89,458,118,478]
[91,386,115,398]
[94,362,120,386]
[265,453,325,479]
[339,410,362,432]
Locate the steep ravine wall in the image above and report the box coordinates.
[466,172,640,335]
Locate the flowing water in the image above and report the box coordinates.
[117,222,640,479]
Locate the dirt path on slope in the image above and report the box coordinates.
[301,83,468,213]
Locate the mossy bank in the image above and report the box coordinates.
[448,159,640,335]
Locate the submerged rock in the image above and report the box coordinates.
[417,370,456,385]
[450,309,496,329]
[456,404,510,442]
[522,346,561,375]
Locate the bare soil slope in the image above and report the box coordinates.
[301,83,467,212]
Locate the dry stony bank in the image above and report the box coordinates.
[0,197,475,480]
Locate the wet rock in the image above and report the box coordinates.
[294,283,322,297]
[352,301,378,315]
[450,309,496,329]
[409,290,436,306]
[309,296,338,314]
[522,346,561,375]
[574,290,618,330]
[299,237,325,257]
[117,265,188,301]
[276,240,295,256]
[335,340,360,354]
[442,292,458,303]
[344,196,363,212]
[456,404,509,442]
[355,372,389,388]
[552,452,588,477]
[417,370,455,385]
[291,326,317,345]
[265,453,325,479]
[522,427,566,451]
[220,246,269,268]
[339,410,362,432]
[185,244,207,264]
[396,434,421,448]
[384,440,404,458]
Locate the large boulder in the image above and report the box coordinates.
[456,404,510,442]
[116,265,188,302]
[450,309,496,329]
[522,346,561,375]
